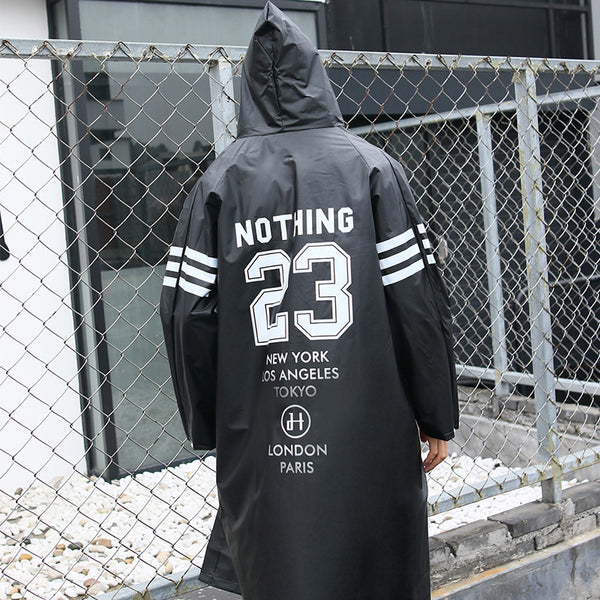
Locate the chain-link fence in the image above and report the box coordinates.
[1,39,600,599]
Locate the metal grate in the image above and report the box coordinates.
[1,39,600,599]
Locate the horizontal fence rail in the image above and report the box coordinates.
[1,38,600,599]
[5,38,600,70]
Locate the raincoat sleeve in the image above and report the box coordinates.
[159,179,220,451]
[371,155,459,441]
[0,208,9,261]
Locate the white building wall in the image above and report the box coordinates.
[592,0,600,60]
[0,0,86,493]
[590,1,600,221]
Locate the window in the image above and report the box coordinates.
[381,0,591,59]
[48,0,325,479]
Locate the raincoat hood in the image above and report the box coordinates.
[237,1,344,137]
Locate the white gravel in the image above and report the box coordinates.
[427,452,581,535]
[0,453,581,599]
[0,457,219,600]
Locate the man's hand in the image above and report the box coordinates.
[420,430,448,473]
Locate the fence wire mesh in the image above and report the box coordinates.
[1,40,600,599]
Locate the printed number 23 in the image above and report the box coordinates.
[244,242,353,346]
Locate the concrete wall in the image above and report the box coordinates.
[433,530,600,600]
[430,480,600,593]
[0,0,85,493]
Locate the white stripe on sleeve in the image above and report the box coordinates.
[416,223,436,263]
[379,243,421,270]
[181,261,217,284]
[169,246,184,257]
[377,225,433,286]
[382,259,425,286]
[179,277,211,298]
[165,259,181,274]
[375,228,415,254]
[184,247,218,268]
[163,276,177,288]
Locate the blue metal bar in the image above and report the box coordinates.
[475,111,509,400]
[514,68,561,504]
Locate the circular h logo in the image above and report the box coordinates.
[281,405,311,439]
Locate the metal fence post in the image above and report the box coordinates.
[209,57,237,156]
[514,68,562,503]
[475,110,510,402]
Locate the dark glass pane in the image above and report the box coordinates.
[52,0,68,38]
[79,0,317,46]
[385,1,551,57]
[555,9,586,58]
[87,59,216,472]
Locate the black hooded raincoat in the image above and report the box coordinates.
[160,4,459,599]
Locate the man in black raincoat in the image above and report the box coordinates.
[160,3,459,599]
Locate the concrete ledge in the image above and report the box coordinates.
[432,528,600,600]
[563,480,600,514]
[431,520,531,583]
[434,520,509,558]
[488,501,560,537]
[430,535,454,568]
[431,478,600,589]
[97,566,204,600]
[195,587,240,599]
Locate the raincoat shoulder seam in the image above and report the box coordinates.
[202,139,246,195]
[338,129,374,172]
